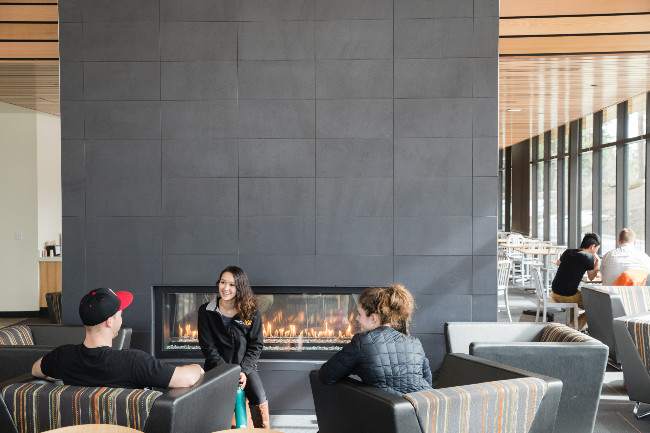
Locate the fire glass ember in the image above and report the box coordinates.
[162,291,360,354]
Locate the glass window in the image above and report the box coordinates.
[628,93,647,138]
[550,129,558,156]
[563,156,569,245]
[537,163,544,238]
[627,140,646,251]
[601,146,617,253]
[501,172,505,230]
[581,114,593,149]
[549,159,558,243]
[602,106,617,144]
[538,136,545,160]
[580,151,593,237]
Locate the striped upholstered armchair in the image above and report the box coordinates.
[0,363,240,433]
[612,312,650,419]
[310,353,562,433]
[445,322,608,433]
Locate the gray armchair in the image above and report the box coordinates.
[310,353,562,433]
[445,322,608,433]
[612,312,650,419]
[0,324,131,382]
[582,285,650,365]
[0,363,240,433]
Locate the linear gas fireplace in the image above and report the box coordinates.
[152,285,364,360]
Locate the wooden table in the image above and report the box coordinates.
[514,247,563,289]
[44,425,140,433]
[582,274,602,284]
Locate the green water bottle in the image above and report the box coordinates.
[235,386,247,428]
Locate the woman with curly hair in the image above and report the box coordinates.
[197,266,269,428]
[319,284,432,395]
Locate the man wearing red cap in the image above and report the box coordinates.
[32,288,203,389]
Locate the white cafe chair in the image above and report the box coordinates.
[505,234,525,284]
[532,266,579,329]
[497,259,512,322]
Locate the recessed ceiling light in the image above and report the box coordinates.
[507,108,522,112]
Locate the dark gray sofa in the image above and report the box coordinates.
[0,363,240,433]
[445,322,608,433]
[0,324,131,382]
[310,353,562,433]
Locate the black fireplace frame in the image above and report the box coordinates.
[151,285,365,361]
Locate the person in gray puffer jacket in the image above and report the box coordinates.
[319,284,433,395]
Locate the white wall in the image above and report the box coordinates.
[0,102,39,311]
[37,112,62,251]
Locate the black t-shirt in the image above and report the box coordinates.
[551,249,595,296]
[41,344,175,389]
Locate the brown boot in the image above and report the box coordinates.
[249,400,270,429]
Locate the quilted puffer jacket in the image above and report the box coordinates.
[319,326,433,395]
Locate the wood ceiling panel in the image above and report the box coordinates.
[500,15,650,37]
[0,42,58,59]
[500,0,650,17]
[0,0,57,3]
[0,5,58,22]
[501,34,650,56]
[0,23,58,40]
[499,54,650,148]
[0,62,59,114]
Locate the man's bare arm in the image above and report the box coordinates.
[31,358,60,381]
[168,364,204,388]
[587,255,600,280]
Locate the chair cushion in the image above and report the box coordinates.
[539,323,596,343]
[403,377,547,433]
[0,325,34,345]
[1,382,162,433]
[613,269,648,286]
[622,314,650,375]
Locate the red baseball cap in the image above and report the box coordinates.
[79,288,133,326]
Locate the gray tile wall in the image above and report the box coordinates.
[59,0,498,370]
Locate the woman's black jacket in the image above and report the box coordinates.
[319,326,432,395]
[197,300,264,375]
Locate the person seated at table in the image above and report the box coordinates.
[319,284,432,395]
[600,228,650,286]
[551,232,601,330]
[32,288,204,389]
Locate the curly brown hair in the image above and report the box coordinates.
[218,266,259,321]
[358,284,415,335]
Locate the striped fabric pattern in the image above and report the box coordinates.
[46,291,63,324]
[0,325,34,345]
[403,377,547,433]
[623,314,650,375]
[1,382,162,433]
[600,286,650,315]
[538,323,597,343]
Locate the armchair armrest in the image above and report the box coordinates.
[0,347,56,383]
[444,322,546,353]
[144,363,240,433]
[28,325,85,346]
[309,370,421,433]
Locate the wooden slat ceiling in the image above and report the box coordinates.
[0,0,648,146]
[500,0,650,148]
[0,1,59,116]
